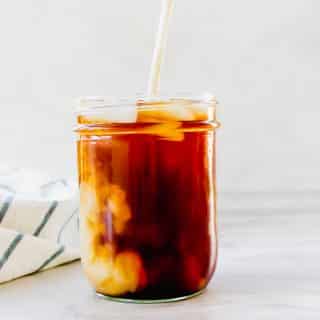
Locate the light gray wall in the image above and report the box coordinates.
[0,0,319,192]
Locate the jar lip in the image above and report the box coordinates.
[76,92,217,114]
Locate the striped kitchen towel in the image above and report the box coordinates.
[0,167,80,283]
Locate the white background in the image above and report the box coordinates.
[0,0,319,193]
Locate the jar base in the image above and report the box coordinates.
[95,288,206,304]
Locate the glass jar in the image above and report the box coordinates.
[75,94,220,303]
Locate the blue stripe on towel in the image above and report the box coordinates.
[57,208,78,243]
[33,201,59,236]
[0,234,23,270]
[0,194,14,223]
[36,245,65,272]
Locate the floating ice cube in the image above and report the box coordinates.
[98,106,137,123]
[138,102,195,122]
[78,97,137,124]
[81,107,137,124]
[142,123,184,141]
[188,103,209,121]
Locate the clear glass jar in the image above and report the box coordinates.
[75,94,220,303]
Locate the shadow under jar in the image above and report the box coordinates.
[75,95,220,303]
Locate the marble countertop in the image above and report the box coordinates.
[1,206,319,319]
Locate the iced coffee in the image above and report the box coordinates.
[76,95,219,302]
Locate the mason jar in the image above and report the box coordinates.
[75,94,220,303]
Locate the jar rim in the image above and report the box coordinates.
[76,92,217,114]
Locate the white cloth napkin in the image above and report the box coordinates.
[0,168,79,283]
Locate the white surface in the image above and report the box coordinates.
[1,198,319,319]
[0,0,319,192]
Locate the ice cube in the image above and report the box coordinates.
[142,123,184,141]
[80,106,137,124]
[138,102,195,122]
[188,103,209,121]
